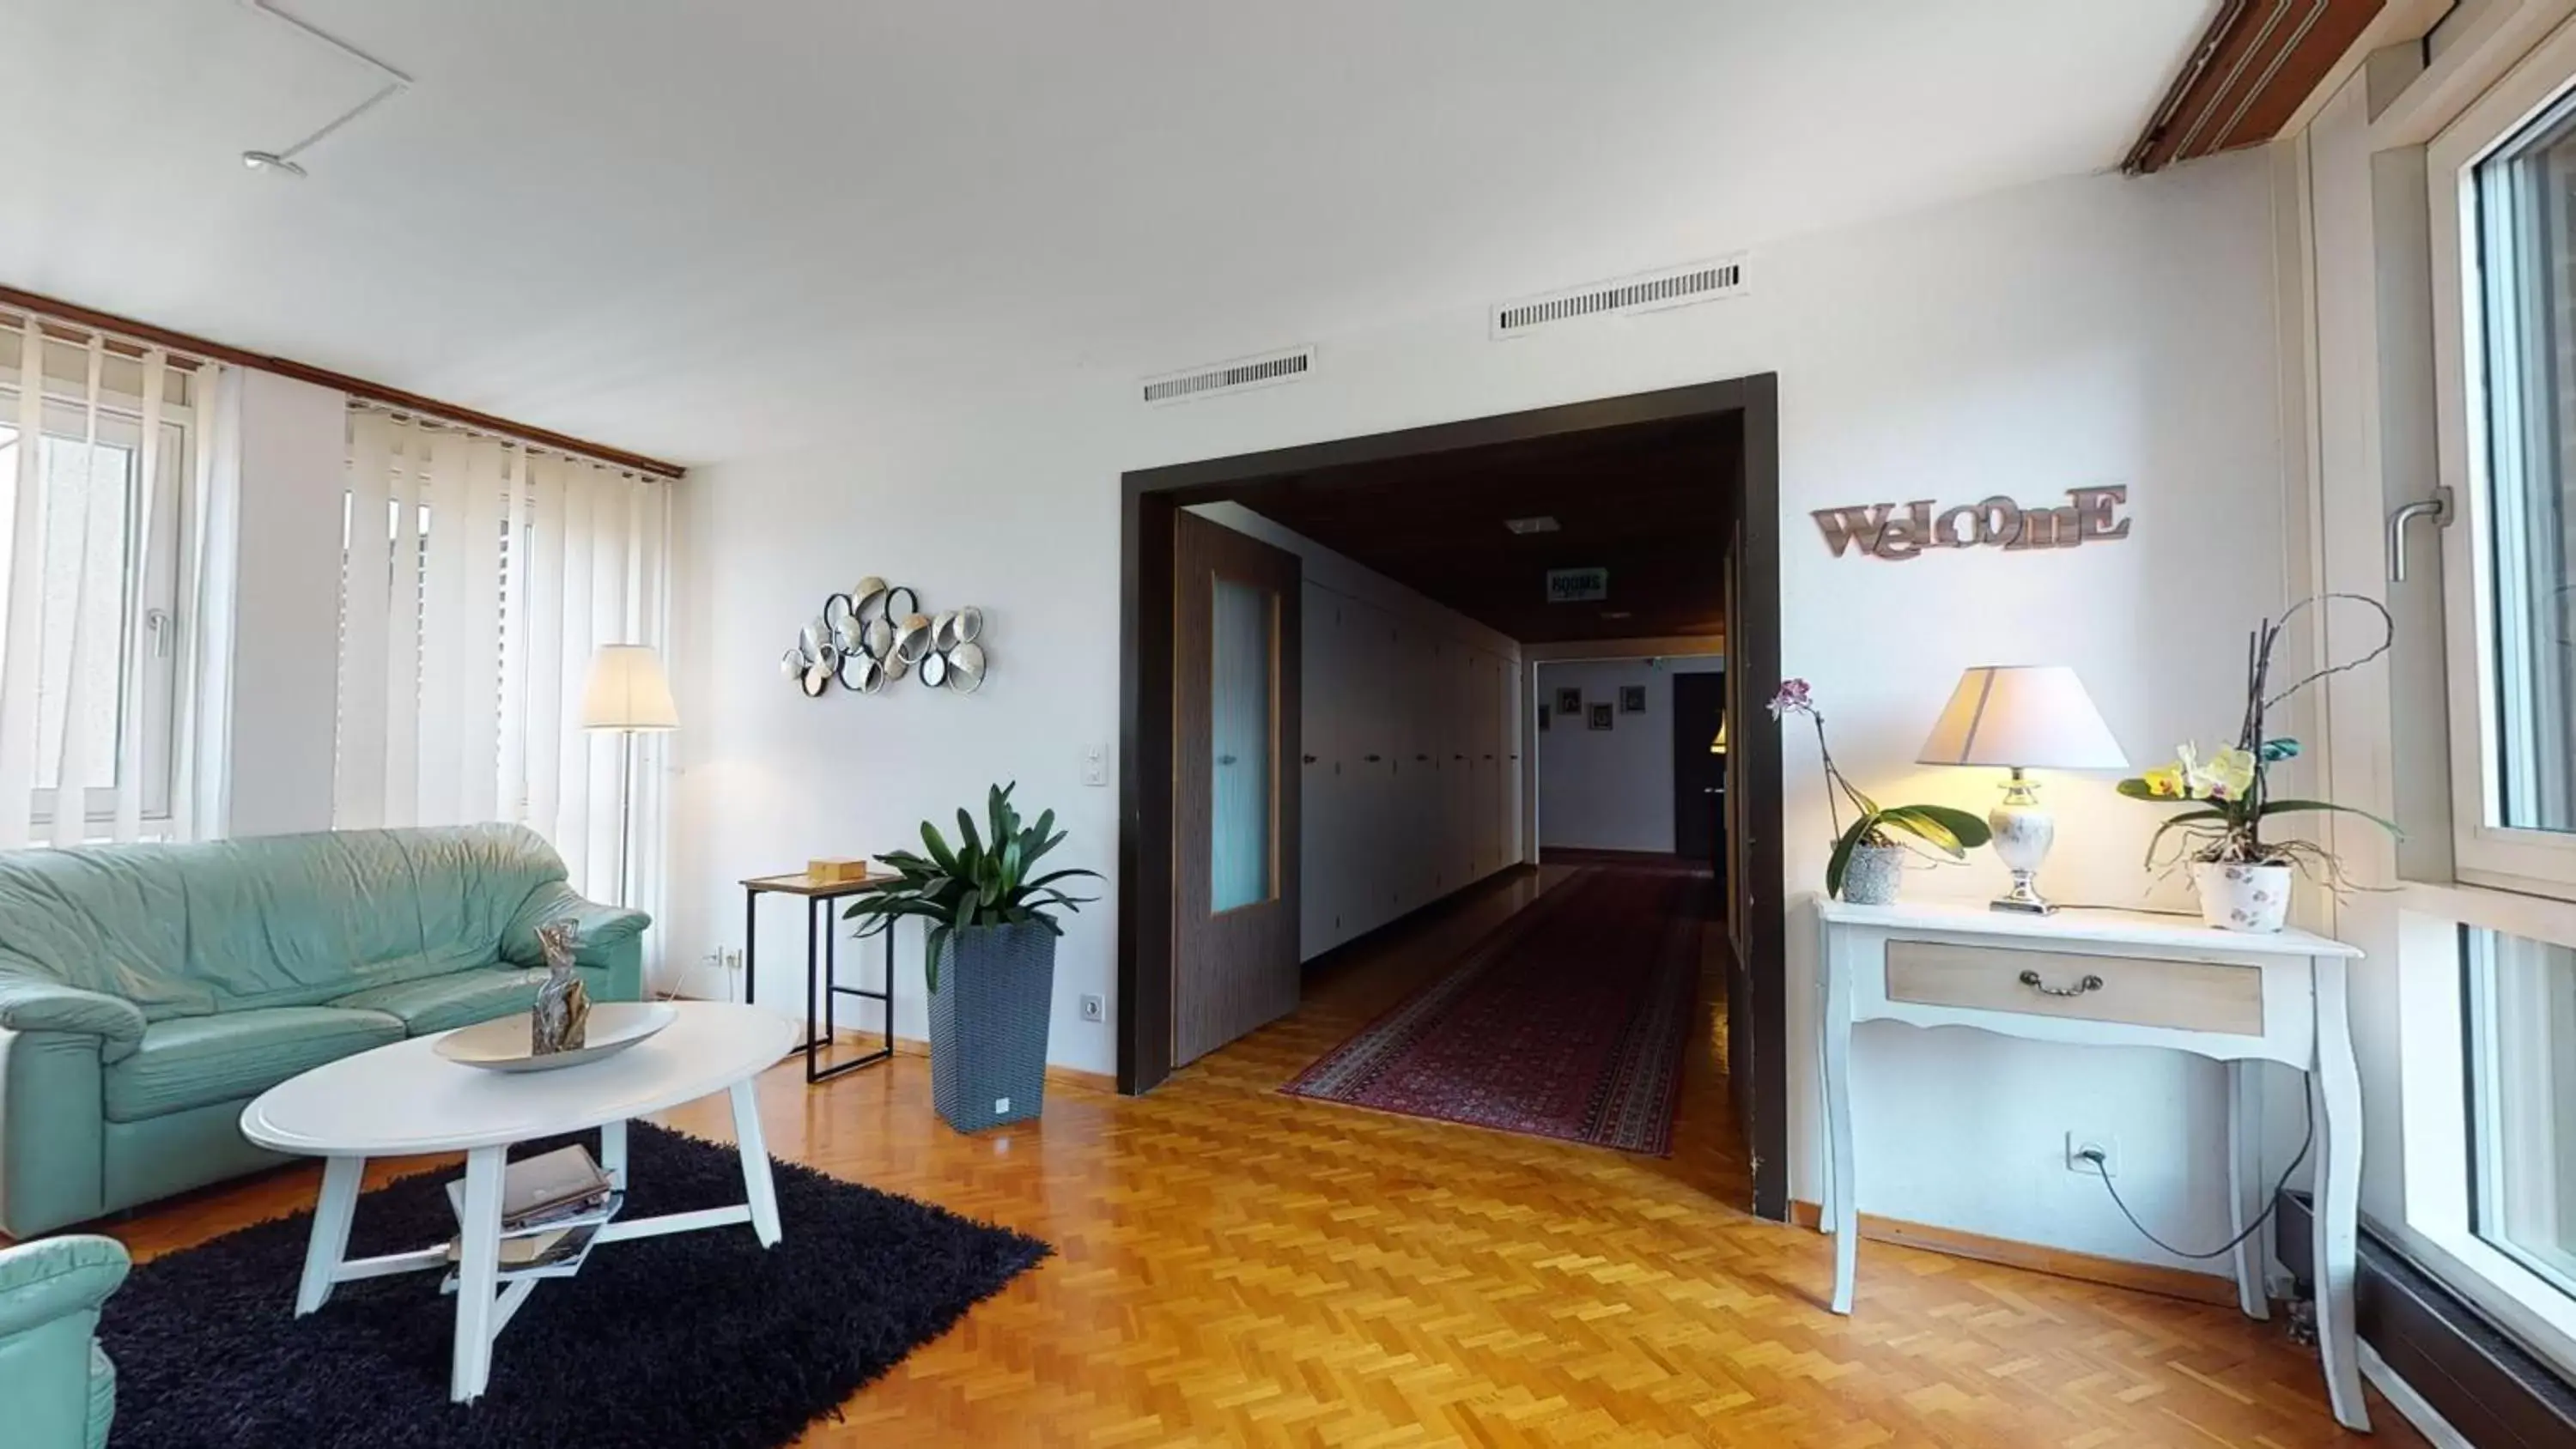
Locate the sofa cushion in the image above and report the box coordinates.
[331,968,550,1037]
[101,1008,403,1122]
[0,825,574,1022]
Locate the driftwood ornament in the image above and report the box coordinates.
[532,920,591,1055]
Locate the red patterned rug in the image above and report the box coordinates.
[1280,866,1704,1155]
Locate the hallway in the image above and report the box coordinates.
[93,864,2410,1446]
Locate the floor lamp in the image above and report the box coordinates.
[581,644,679,908]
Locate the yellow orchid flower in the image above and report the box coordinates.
[2177,743,2257,801]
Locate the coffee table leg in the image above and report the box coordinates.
[295,1154,367,1315]
[599,1119,628,1190]
[451,1144,507,1404]
[729,1080,782,1247]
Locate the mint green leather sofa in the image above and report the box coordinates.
[0,825,647,1238]
[0,1234,127,1449]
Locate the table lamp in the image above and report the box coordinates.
[1917,664,2125,914]
[581,644,679,906]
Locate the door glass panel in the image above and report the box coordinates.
[1210,575,1273,912]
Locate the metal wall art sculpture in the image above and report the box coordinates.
[781,577,988,697]
[1812,486,2131,561]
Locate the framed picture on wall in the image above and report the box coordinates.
[1619,685,1647,713]
[1537,704,1551,731]
[1554,686,1583,717]
[1589,702,1614,731]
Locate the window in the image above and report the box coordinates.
[2465,926,2576,1295]
[0,329,192,840]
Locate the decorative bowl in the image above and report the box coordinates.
[434,1002,677,1073]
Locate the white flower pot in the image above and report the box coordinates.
[2193,861,2293,933]
[1840,844,1906,906]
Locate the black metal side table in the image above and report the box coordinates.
[741,872,895,1084]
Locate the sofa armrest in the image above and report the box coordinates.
[0,976,145,1063]
[502,883,651,971]
[0,1236,129,1340]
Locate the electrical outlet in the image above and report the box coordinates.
[2066,1132,2120,1179]
[1079,994,1103,1022]
[994,1096,1012,1115]
[720,948,744,974]
[1082,743,1109,787]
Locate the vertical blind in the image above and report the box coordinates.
[0,314,213,848]
[331,407,671,916]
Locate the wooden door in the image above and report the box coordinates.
[1475,653,1502,878]
[1673,670,1728,863]
[1297,582,1338,959]
[1174,512,1302,1067]
[1352,602,1397,934]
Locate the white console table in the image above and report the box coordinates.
[1812,896,2368,1433]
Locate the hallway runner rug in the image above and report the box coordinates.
[1282,865,1703,1155]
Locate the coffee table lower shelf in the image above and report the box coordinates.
[288,1088,783,1403]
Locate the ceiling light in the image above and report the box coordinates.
[1503,515,1559,535]
[240,150,307,178]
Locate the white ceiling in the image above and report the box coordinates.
[0,1,2213,464]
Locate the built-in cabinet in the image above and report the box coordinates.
[1298,582,1523,961]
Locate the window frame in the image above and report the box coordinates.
[0,370,192,833]
[2395,7,2576,1377]
[2434,26,2576,900]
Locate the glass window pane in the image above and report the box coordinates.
[2467,926,2576,1294]
[2476,106,2576,833]
[1210,575,1273,912]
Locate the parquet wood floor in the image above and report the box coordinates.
[87,866,2421,1447]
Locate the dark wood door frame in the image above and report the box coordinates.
[1118,374,1789,1219]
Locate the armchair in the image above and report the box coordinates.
[0,1234,128,1449]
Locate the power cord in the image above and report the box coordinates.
[2080,1087,2313,1260]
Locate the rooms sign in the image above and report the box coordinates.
[1813,485,2130,561]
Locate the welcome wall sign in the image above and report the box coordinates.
[1813,486,2131,561]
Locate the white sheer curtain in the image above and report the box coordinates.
[331,407,671,916]
[0,312,214,848]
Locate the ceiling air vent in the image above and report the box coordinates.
[1141,346,1316,406]
[1491,255,1747,339]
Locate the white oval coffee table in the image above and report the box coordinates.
[242,1001,797,1404]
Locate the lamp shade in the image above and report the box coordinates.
[580,644,679,731]
[1917,664,2124,770]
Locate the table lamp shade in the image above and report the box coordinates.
[1917,665,2123,770]
[581,645,679,731]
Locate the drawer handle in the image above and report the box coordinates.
[2019,969,2105,997]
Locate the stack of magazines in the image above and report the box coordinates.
[443,1144,617,1271]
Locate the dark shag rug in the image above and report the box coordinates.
[100,1124,1049,1448]
[1282,865,1704,1155]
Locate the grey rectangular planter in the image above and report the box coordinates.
[927,921,1056,1132]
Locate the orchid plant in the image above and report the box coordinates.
[1770,679,1992,899]
[2119,594,2400,881]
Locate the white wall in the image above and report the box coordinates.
[1535,656,1722,853]
[671,150,2291,1274]
[215,368,348,839]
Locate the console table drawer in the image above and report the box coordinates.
[1883,939,2263,1036]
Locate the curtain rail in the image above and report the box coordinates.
[0,284,686,480]
[349,400,673,484]
[0,307,213,371]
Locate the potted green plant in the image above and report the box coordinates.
[2120,596,2399,931]
[1770,679,1993,904]
[842,783,1099,1131]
